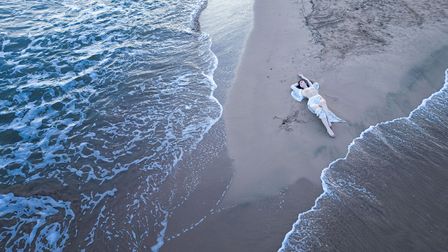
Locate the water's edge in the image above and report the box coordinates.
[280,67,448,251]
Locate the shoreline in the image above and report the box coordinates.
[163,0,448,251]
[281,66,448,250]
[223,0,448,205]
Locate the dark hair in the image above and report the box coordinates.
[297,79,311,89]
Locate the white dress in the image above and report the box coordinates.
[290,81,345,124]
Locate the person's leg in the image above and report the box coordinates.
[319,99,333,127]
[320,116,335,137]
[313,104,334,137]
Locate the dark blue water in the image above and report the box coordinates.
[0,0,221,250]
[280,68,448,251]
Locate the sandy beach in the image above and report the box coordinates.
[3,0,447,250]
[223,0,448,205]
[163,0,448,251]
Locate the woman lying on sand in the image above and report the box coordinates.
[290,74,344,137]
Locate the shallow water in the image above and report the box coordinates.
[0,0,222,250]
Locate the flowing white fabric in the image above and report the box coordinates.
[290,82,344,124]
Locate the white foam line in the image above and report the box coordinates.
[150,207,169,252]
[189,0,223,146]
[145,2,223,250]
[279,67,448,251]
[166,176,234,241]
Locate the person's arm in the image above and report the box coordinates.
[299,74,319,90]
[291,83,302,93]
[298,73,312,84]
[290,83,304,102]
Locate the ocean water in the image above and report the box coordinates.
[0,0,221,250]
[280,68,448,251]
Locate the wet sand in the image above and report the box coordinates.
[163,0,448,251]
[223,0,448,205]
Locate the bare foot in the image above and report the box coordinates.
[327,128,335,137]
